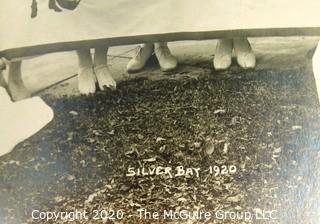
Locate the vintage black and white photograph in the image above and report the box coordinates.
[1,0,320,223]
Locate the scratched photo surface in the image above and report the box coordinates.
[0,1,320,224]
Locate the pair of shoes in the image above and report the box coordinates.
[0,87,54,157]
[78,65,116,95]
[127,42,178,72]
[213,38,256,70]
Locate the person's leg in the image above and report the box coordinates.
[233,38,256,69]
[76,49,96,95]
[213,39,233,70]
[7,61,31,101]
[126,43,154,73]
[94,47,116,90]
[154,42,178,72]
[0,86,54,157]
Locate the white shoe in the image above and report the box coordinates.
[126,43,154,73]
[233,38,256,69]
[95,64,116,90]
[0,87,54,157]
[78,66,96,95]
[213,39,233,70]
[154,42,178,71]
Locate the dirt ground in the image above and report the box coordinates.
[0,37,320,224]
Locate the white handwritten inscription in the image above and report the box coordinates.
[126,165,237,178]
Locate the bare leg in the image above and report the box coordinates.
[8,61,31,101]
[213,39,233,70]
[233,38,256,69]
[94,48,116,90]
[154,42,178,71]
[76,49,96,95]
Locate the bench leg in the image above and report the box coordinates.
[0,58,8,92]
[7,61,31,101]
[0,70,6,90]
[312,41,320,104]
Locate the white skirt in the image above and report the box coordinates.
[1,0,320,58]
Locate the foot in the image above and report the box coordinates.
[94,65,116,90]
[233,38,256,69]
[213,39,233,70]
[78,66,96,95]
[0,87,54,157]
[126,43,154,73]
[154,42,178,72]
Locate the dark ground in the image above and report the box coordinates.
[1,61,320,224]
